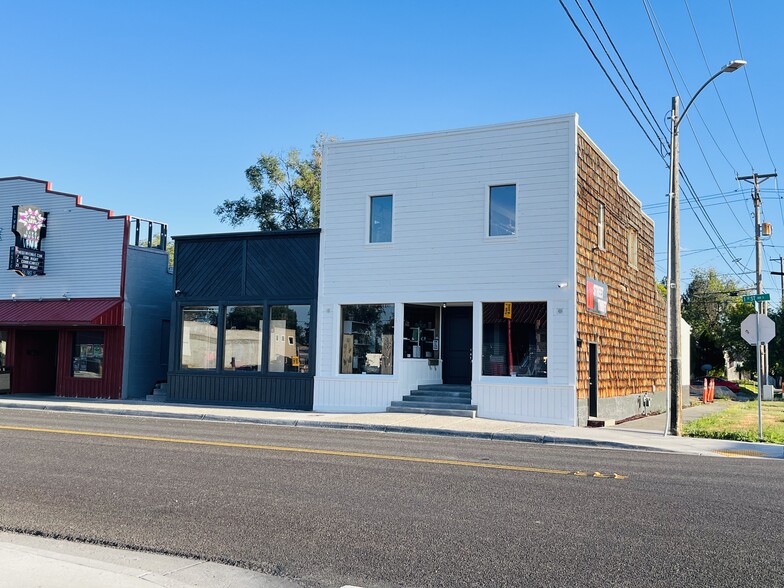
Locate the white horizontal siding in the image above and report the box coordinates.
[474,383,576,425]
[0,179,125,299]
[313,376,400,412]
[320,119,575,303]
[315,117,580,420]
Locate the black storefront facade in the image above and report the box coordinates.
[168,229,319,409]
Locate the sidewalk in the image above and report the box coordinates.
[0,394,781,459]
[0,531,300,588]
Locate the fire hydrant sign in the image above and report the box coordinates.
[741,314,775,345]
[503,302,512,319]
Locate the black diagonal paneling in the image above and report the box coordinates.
[245,235,318,299]
[176,240,243,298]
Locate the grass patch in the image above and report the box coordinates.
[684,400,784,444]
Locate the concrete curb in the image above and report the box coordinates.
[0,401,674,455]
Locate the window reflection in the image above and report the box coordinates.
[224,305,264,371]
[181,306,219,370]
[269,305,310,373]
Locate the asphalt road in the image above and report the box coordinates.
[0,409,782,588]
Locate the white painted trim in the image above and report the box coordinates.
[484,182,519,240]
[330,114,578,148]
[366,193,394,246]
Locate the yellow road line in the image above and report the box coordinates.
[0,424,626,479]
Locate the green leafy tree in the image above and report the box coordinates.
[215,134,333,231]
[681,267,747,377]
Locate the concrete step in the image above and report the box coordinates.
[386,406,476,418]
[402,394,472,404]
[390,400,478,411]
[416,384,471,393]
[409,390,471,399]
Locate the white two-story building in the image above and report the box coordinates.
[313,115,666,426]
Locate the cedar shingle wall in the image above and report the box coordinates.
[575,132,667,401]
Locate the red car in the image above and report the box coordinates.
[692,377,741,393]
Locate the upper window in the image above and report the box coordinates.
[628,229,638,269]
[597,203,606,250]
[369,195,393,243]
[269,304,311,373]
[71,331,105,379]
[224,305,264,371]
[489,185,516,236]
[181,306,219,370]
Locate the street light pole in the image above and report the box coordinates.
[666,59,746,437]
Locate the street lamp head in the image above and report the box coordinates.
[722,59,746,73]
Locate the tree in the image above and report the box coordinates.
[681,267,747,377]
[215,134,332,231]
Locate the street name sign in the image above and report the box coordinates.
[742,293,770,303]
[741,313,775,345]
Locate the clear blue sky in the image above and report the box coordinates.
[2,1,783,298]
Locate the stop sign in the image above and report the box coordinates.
[741,313,776,344]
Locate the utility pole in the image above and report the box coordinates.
[738,172,777,389]
[665,60,745,437]
[771,256,784,309]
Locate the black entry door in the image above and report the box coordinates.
[442,306,472,385]
[588,343,599,417]
[14,330,58,394]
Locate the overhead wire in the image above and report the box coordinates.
[641,0,753,286]
[728,0,777,170]
[684,0,753,170]
[559,0,665,156]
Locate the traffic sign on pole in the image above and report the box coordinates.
[741,313,775,345]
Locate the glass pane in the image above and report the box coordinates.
[403,304,440,360]
[0,330,7,368]
[489,185,516,236]
[181,306,219,369]
[224,305,264,371]
[370,195,393,243]
[481,302,547,377]
[71,331,105,379]
[269,305,310,373]
[340,304,395,374]
[598,203,605,249]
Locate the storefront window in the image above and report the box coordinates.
[403,304,439,359]
[0,330,6,369]
[0,330,8,391]
[224,305,264,371]
[269,305,310,373]
[482,302,547,377]
[181,306,219,369]
[341,304,394,374]
[71,332,105,379]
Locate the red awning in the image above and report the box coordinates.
[0,298,123,326]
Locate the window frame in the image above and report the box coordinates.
[180,305,220,371]
[628,229,638,269]
[177,301,314,376]
[486,183,518,239]
[597,202,606,250]
[368,193,394,245]
[339,303,396,376]
[70,330,106,380]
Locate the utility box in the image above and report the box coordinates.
[762,385,774,401]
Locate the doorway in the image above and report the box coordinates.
[588,343,598,417]
[14,330,58,394]
[442,306,472,385]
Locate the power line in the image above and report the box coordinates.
[559,0,665,156]
[728,0,777,170]
[684,0,752,170]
